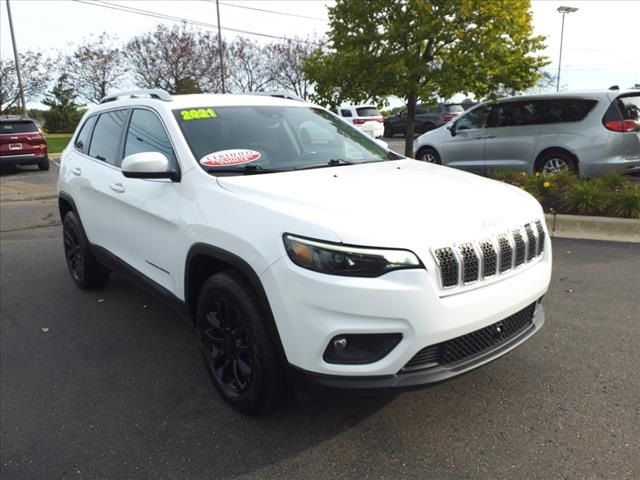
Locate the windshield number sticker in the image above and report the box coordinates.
[200,149,261,167]
[180,108,217,121]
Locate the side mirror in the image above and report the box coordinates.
[374,138,389,149]
[121,152,180,181]
[447,123,457,137]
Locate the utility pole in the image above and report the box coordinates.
[556,6,579,92]
[216,0,225,93]
[6,0,27,115]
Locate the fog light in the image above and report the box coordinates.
[323,333,402,365]
[333,337,348,351]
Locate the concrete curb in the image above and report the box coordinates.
[545,213,640,243]
[49,153,61,161]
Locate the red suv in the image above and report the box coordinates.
[0,115,49,171]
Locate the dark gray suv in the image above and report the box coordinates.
[384,103,463,137]
[413,90,640,177]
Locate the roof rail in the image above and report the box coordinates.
[250,91,304,102]
[100,89,173,104]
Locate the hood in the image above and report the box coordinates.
[217,160,543,248]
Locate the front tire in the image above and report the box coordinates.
[197,271,287,415]
[62,211,110,289]
[416,146,441,164]
[536,151,577,175]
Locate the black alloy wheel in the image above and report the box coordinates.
[62,211,110,289]
[197,271,286,415]
[63,219,84,283]
[202,298,255,395]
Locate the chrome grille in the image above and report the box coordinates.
[432,220,546,290]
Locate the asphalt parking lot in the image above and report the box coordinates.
[1,164,639,480]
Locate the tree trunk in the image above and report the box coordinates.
[404,92,417,157]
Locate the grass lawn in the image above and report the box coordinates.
[45,133,72,154]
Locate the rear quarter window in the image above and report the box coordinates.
[355,107,380,117]
[1,121,38,134]
[88,110,128,166]
[340,109,353,117]
[74,116,98,154]
[537,99,598,124]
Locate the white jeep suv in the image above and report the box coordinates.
[58,89,552,415]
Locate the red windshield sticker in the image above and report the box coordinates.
[199,149,261,167]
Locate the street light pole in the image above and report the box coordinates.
[6,0,27,115]
[556,6,579,92]
[216,0,226,93]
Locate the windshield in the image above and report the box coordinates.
[174,106,397,175]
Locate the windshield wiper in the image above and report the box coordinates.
[295,158,358,170]
[204,164,288,175]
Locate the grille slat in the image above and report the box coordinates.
[525,224,537,261]
[512,230,526,266]
[535,220,546,255]
[402,303,536,372]
[434,247,459,288]
[479,240,497,277]
[458,243,479,284]
[497,234,513,273]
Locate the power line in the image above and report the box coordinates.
[72,0,315,44]
[215,1,326,22]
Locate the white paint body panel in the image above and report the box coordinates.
[58,93,552,378]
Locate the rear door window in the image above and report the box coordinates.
[74,116,97,154]
[1,121,38,134]
[355,107,380,117]
[340,109,352,118]
[124,109,177,169]
[488,101,537,127]
[88,110,128,166]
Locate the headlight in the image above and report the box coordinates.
[283,234,423,277]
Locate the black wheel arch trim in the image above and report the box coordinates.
[185,243,288,363]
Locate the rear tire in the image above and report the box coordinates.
[536,151,577,175]
[197,271,287,415]
[383,124,394,138]
[38,159,50,171]
[62,211,110,289]
[416,146,441,164]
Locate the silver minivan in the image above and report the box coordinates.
[413,90,640,177]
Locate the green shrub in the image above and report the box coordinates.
[607,187,640,219]
[563,180,609,215]
[598,171,630,193]
[547,169,578,195]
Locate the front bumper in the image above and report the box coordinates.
[261,241,551,380]
[290,302,544,389]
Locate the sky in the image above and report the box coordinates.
[1,0,639,107]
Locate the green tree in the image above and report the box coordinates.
[303,0,548,156]
[42,74,84,133]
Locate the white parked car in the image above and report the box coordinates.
[336,104,384,138]
[58,89,552,415]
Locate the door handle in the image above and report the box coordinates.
[71,167,82,176]
[109,182,125,194]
